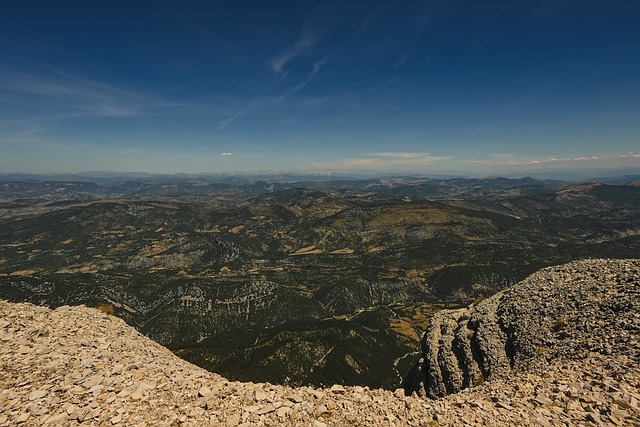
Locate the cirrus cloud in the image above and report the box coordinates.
[269,29,315,76]
[308,152,452,171]
[463,152,640,173]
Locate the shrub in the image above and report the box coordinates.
[552,316,567,332]
[475,372,485,386]
[97,304,115,316]
[473,296,486,306]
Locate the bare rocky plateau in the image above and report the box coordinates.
[1,259,639,426]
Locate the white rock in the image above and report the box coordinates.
[28,389,47,400]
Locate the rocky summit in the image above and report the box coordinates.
[1,259,639,426]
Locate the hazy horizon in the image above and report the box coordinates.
[1,1,639,175]
[2,167,640,184]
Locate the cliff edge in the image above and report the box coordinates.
[1,259,639,426]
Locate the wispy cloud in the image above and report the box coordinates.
[18,128,43,136]
[269,29,315,76]
[464,152,640,172]
[370,152,436,159]
[618,152,640,159]
[272,79,315,106]
[309,150,640,174]
[311,57,328,76]
[297,95,332,109]
[216,111,245,130]
[0,67,152,118]
[309,152,451,171]
[391,54,409,69]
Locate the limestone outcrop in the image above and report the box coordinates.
[403,259,640,401]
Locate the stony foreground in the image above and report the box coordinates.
[1,259,640,426]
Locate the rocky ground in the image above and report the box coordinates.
[403,259,640,399]
[1,259,639,426]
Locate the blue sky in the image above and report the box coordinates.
[1,1,639,176]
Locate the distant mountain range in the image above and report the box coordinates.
[1,171,638,187]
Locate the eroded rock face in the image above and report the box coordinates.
[404,258,640,399]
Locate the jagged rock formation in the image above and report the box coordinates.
[1,259,639,426]
[404,259,640,401]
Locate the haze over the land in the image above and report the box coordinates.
[1,1,639,176]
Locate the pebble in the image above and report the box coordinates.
[254,390,269,401]
[28,390,47,401]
